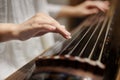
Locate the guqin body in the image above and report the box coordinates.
[6,0,120,80]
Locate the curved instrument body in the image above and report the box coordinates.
[6,0,120,80]
[27,0,120,80]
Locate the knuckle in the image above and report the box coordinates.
[33,17,40,23]
[50,20,55,24]
[49,20,56,25]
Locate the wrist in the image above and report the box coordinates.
[58,6,75,18]
[11,24,20,40]
[0,23,20,42]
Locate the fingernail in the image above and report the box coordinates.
[67,36,72,39]
[66,35,71,39]
[68,36,72,39]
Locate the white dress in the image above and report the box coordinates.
[0,0,62,79]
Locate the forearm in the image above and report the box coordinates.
[48,4,78,18]
[0,23,18,42]
[57,1,109,18]
[57,6,76,18]
[0,13,71,42]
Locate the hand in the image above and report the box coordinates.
[0,13,71,42]
[72,1,109,17]
[15,13,71,40]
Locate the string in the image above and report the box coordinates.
[88,15,109,59]
[58,24,85,55]
[78,16,102,57]
[42,15,98,56]
[58,15,98,55]
[98,5,115,61]
[66,15,99,56]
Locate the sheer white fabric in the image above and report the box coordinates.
[48,3,62,18]
[0,0,62,79]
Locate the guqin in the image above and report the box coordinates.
[6,0,120,80]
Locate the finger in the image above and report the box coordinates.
[86,1,109,12]
[104,1,110,6]
[36,14,71,39]
[35,32,48,37]
[42,17,71,39]
[33,24,57,37]
[56,25,71,39]
[31,22,56,31]
[40,24,56,31]
[34,26,69,37]
[96,1,109,11]
[87,8,99,15]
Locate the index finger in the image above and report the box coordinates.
[56,25,71,39]
[45,16,71,39]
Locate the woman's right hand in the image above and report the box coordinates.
[0,13,71,42]
[15,13,71,40]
